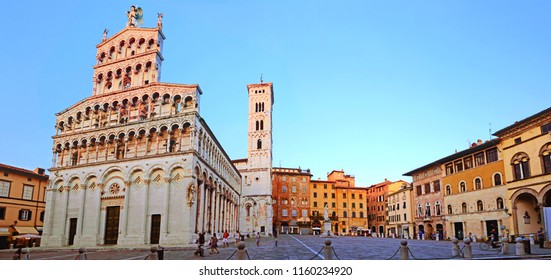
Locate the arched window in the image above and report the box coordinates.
[255,121,259,131]
[435,201,441,216]
[255,103,258,112]
[260,120,264,130]
[425,203,431,217]
[417,204,423,217]
[461,203,467,213]
[360,212,364,218]
[496,198,504,209]
[352,212,356,218]
[246,204,251,217]
[511,153,530,180]
[477,200,483,211]
[540,143,551,174]
[343,211,347,218]
[257,139,262,149]
[474,178,482,190]
[493,173,502,186]
[460,182,466,192]
[446,185,451,195]
[447,205,453,214]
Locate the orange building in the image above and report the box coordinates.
[0,164,48,249]
[272,167,312,234]
[310,170,367,235]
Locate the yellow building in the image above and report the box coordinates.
[493,106,551,245]
[440,139,510,240]
[310,170,367,235]
[0,163,48,249]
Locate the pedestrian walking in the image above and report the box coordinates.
[210,233,220,254]
[256,232,261,246]
[194,232,205,257]
[537,228,545,248]
[223,230,230,247]
[235,231,240,246]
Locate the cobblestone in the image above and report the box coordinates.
[1,234,550,260]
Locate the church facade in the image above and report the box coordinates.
[41,10,241,247]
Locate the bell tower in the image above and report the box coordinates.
[236,81,274,235]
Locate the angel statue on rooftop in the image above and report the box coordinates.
[127,5,143,27]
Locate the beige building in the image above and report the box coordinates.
[387,182,415,239]
[403,163,445,240]
[42,8,241,247]
[441,139,510,240]
[493,106,551,244]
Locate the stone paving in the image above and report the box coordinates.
[1,234,550,260]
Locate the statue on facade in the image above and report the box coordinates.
[157,13,164,29]
[127,6,143,27]
[324,203,329,221]
[102,29,109,41]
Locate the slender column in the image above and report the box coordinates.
[95,144,99,162]
[195,179,202,233]
[123,138,129,158]
[178,129,183,152]
[143,179,151,243]
[76,184,87,238]
[163,178,172,235]
[213,189,218,233]
[75,146,81,165]
[51,150,57,168]
[86,145,90,164]
[145,135,150,155]
[166,131,171,153]
[95,183,104,244]
[68,147,73,166]
[134,137,139,157]
[114,141,119,159]
[155,132,161,155]
[120,181,131,237]
[60,185,70,245]
[202,184,208,233]
[104,142,109,161]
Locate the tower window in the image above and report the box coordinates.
[257,139,262,149]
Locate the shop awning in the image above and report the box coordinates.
[13,226,39,235]
[0,228,9,236]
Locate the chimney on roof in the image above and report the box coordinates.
[34,168,45,175]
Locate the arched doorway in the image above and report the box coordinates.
[418,224,425,239]
[514,192,539,235]
[436,224,444,240]
[378,226,384,237]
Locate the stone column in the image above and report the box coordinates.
[143,179,151,243]
[121,181,131,236]
[76,184,87,239]
[162,178,172,236]
[123,138,129,159]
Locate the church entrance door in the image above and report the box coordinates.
[104,206,120,245]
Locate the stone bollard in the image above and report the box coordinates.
[515,237,525,256]
[75,247,88,260]
[147,246,158,260]
[463,238,472,259]
[21,248,30,260]
[236,241,247,260]
[501,237,510,255]
[400,240,409,260]
[529,234,535,245]
[452,238,460,257]
[324,239,333,260]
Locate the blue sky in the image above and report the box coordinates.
[0,1,549,186]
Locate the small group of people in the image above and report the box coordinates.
[193,232,219,256]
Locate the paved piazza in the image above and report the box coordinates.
[1,234,550,260]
